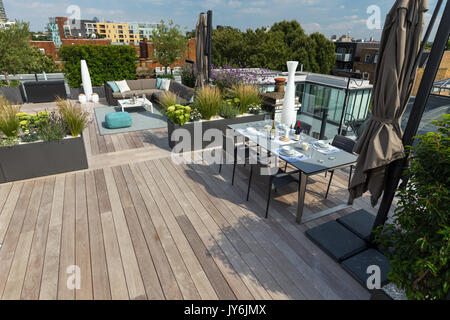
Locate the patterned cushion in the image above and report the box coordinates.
[156,78,162,89]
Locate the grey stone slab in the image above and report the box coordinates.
[342,248,390,288]
[337,209,376,240]
[305,220,367,262]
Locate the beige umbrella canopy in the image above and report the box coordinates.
[349,0,429,206]
[195,13,208,87]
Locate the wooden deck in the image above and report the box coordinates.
[0,101,393,300]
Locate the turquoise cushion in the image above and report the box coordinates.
[105,112,132,129]
[107,81,120,93]
[156,78,162,89]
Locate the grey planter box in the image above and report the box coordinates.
[167,113,267,150]
[0,136,88,183]
[70,86,106,99]
[0,86,24,104]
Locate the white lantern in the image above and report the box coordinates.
[281,61,299,128]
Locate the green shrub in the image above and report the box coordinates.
[59,45,138,88]
[0,136,18,147]
[0,80,21,87]
[228,84,262,114]
[248,103,262,115]
[157,74,175,80]
[57,98,89,137]
[219,104,239,119]
[0,95,20,137]
[181,64,196,88]
[192,86,222,120]
[159,91,178,113]
[37,111,68,142]
[374,114,450,300]
[166,104,191,125]
[17,111,49,142]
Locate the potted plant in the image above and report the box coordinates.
[0,97,89,183]
[166,85,267,150]
[374,114,450,300]
[0,80,24,104]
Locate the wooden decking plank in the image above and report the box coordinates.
[167,160,304,300]
[112,166,163,300]
[229,163,368,299]
[89,122,100,156]
[135,161,201,300]
[39,175,65,300]
[110,135,123,152]
[130,132,145,149]
[21,177,56,300]
[191,162,319,299]
[123,133,137,150]
[154,160,268,300]
[75,172,93,300]
[148,159,220,300]
[100,211,129,300]
[2,179,44,299]
[0,181,34,298]
[85,171,111,300]
[125,163,183,300]
[103,167,146,300]
[153,161,252,300]
[200,162,334,299]
[0,183,12,214]
[93,169,128,299]
[103,134,116,153]
[0,182,24,243]
[58,173,76,300]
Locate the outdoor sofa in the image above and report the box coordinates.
[104,79,194,106]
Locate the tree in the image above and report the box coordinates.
[151,20,188,74]
[0,21,59,85]
[211,20,336,74]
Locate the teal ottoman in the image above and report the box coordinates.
[105,112,132,129]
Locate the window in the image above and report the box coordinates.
[39,48,45,54]
[155,67,161,72]
[365,54,371,63]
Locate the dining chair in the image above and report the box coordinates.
[247,161,301,218]
[324,135,356,199]
[219,132,252,185]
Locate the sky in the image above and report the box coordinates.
[2,0,443,41]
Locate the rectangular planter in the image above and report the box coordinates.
[168,113,267,150]
[0,86,25,104]
[0,136,88,183]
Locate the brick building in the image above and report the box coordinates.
[30,38,112,64]
[413,50,450,96]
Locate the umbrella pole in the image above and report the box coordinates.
[370,0,450,242]
[206,10,213,83]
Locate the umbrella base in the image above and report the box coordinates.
[305,220,367,262]
[337,209,375,241]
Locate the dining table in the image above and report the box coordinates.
[228,120,358,224]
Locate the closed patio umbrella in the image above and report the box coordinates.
[195,13,208,87]
[349,0,429,206]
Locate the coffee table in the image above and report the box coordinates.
[118,97,153,113]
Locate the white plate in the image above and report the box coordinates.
[280,146,297,156]
[246,127,258,134]
[315,141,331,149]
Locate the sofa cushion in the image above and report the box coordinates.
[127,80,142,91]
[105,112,132,129]
[169,81,194,101]
[115,80,131,93]
[141,79,157,89]
[156,78,162,89]
[107,81,120,93]
[160,79,171,91]
[112,90,140,99]
[134,89,161,96]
